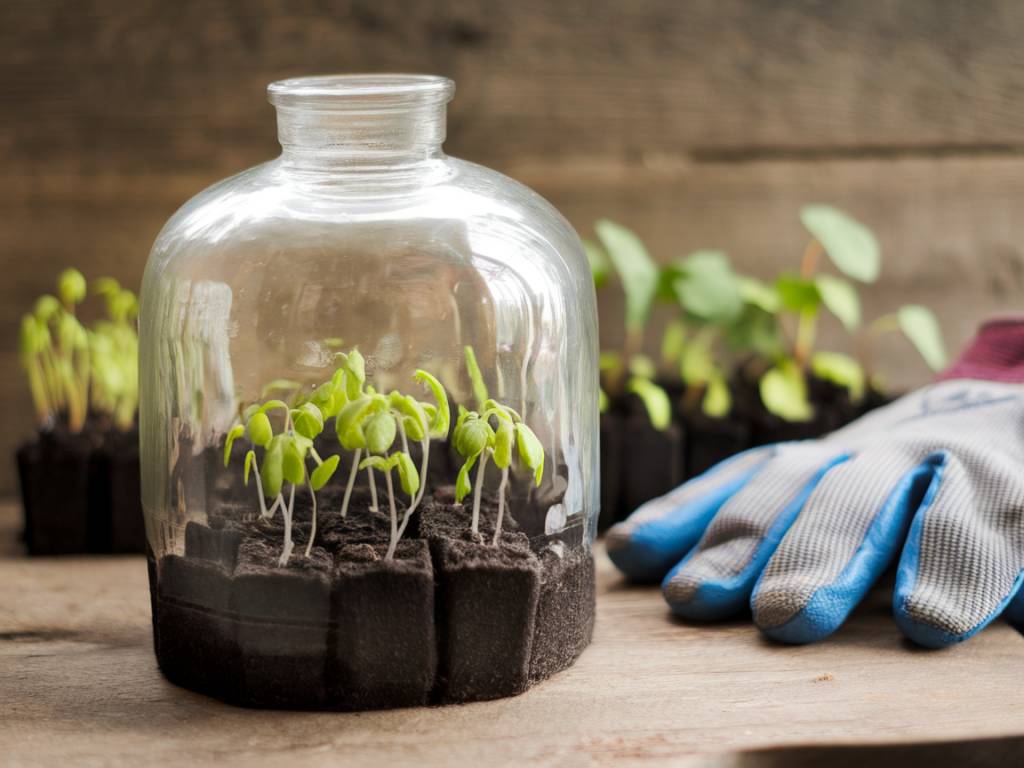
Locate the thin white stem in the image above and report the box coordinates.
[340,448,361,518]
[471,451,490,535]
[492,466,509,547]
[368,467,379,512]
[279,483,296,566]
[395,437,431,542]
[304,479,317,559]
[384,467,399,560]
[251,455,270,518]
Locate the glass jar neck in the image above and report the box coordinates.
[269,75,453,178]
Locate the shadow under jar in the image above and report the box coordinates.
[139,74,599,710]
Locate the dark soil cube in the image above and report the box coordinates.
[620,414,684,517]
[598,412,624,532]
[27,430,94,554]
[682,411,750,479]
[434,532,541,702]
[330,540,436,709]
[184,521,244,571]
[530,544,596,683]
[230,538,333,707]
[418,496,509,549]
[105,430,144,552]
[156,555,239,698]
[16,441,40,548]
[320,505,393,551]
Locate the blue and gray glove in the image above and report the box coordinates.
[607,377,1024,648]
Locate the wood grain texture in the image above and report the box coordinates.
[1,502,1023,767]
[4,0,1024,492]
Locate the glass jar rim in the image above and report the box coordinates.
[268,74,455,111]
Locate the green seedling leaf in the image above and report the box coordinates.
[34,295,61,321]
[595,219,659,334]
[584,239,611,287]
[760,361,813,422]
[627,377,672,431]
[359,454,396,473]
[261,378,302,398]
[395,452,420,497]
[811,351,865,401]
[365,411,398,455]
[463,345,489,408]
[724,304,784,359]
[247,411,273,447]
[282,438,307,485]
[453,414,494,458]
[515,423,545,485]
[243,450,256,486]
[800,204,880,283]
[815,274,861,332]
[92,277,120,297]
[739,277,781,313]
[336,395,384,450]
[599,350,623,373]
[291,402,324,439]
[482,398,521,423]
[413,369,451,438]
[897,305,947,371]
[224,424,245,466]
[455,453,479,503]
[598,388,609,414]
[258,399,289,415]
[673,250,743,323]
[776,274,821,313]
[343,349,366,400]
[493,418,514,469]
[703,373,732,418]
[454,404,473,432]
[628,354,657,380]
[310,454,340,491]
[58,268,87,307]
[261,441,285,498]
[389,392,429,440]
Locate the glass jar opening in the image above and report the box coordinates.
[268,74,455,113]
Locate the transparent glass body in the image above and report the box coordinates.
[139,75,598,708]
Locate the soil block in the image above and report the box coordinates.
[330,540,436,709]
[26,429,95,554]
[598,412,623,533]
[620,412,684,519]
[682,410,750,479]
[230,538,334,708]
[529,543,596,683]
[433,531,541,702]
[184,520,244,570]
[103,429,144,553]
[156,554,239,699]
[15,441,39,548]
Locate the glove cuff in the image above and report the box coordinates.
[939,316,1024,384]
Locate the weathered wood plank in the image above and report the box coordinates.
[3,0,1024,175]
[1,502,1022,767]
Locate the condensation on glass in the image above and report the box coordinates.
[139,75,599,709]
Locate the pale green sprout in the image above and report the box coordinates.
[89,278,139,430]
[463,345,489,410]
[856,305,947,386]
[224,394,341,566]
[452,400,544,546]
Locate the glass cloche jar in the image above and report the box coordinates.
[139,74,599,709]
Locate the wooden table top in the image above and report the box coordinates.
[2,500,1023,767]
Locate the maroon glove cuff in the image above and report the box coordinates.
[939,316,1024,384]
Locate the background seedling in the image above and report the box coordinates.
[452,399,545,545]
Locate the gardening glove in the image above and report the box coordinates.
[606,318,1024,648]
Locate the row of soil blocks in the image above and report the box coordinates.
[598,377,892,531]
[16,426,143,554]
[151,500,595,709]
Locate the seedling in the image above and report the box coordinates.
[757,205,880,421]
[332,360,450,558]
[452,399,545,545]
[19,270,140,433]
[853,305,947,389]
[224,396,340,566]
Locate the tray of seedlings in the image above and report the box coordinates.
[151,348,595,709]
[16,270,143,554]
[590,206,948,531]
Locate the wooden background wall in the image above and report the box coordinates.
[2,0,1024,493]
